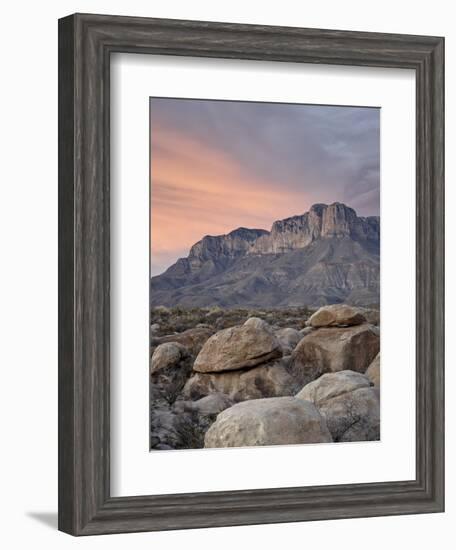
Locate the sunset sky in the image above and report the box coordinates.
[150,98,380,276]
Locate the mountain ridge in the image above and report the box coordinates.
[151,202,380,308]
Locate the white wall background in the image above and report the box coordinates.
[0,1,452,548]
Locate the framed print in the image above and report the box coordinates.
[58,13,444,535]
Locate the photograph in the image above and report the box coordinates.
[149,98,381,450]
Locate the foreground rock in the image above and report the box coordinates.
[366,353,380,387]
[182,359,297,402]
[297,371,380,442]
[193,323,282,373]
[307,304,367,328]
[151,327,214,357]
[296,370,372,403]
[289,324,379,387]
[150,342,193,401]
[204,397,332,448]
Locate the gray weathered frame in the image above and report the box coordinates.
[58,13,445,536]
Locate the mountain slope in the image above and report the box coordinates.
[151,203,380,308]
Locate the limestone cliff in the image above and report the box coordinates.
[151,203,380,307]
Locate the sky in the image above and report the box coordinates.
[150,98,380,276]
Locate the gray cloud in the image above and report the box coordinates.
[150,98,380,216]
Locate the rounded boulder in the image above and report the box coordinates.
[204,396,332,448]
[193,324,282,373]
[307,304,367,328]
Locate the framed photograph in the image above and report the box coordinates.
[58,13,444,535]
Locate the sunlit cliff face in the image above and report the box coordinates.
[150,98,380,276]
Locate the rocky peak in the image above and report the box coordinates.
[321,202,356,238]
[155,202,379,285]
[187,227,268,271]
[248,202,378,255]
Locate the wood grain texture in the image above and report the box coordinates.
[58,13,445,536]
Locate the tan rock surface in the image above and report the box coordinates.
[307,304,366,328]
[193,324,282,373]
[289,323,380,387]
[183,360,297,402]
[204,397,332,448]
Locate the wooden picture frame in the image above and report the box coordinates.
[58,13,445,535]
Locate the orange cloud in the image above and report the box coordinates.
[150,126,312,275]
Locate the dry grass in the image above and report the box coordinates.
[151,305,315,336]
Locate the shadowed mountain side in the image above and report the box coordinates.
[151,203,380,308]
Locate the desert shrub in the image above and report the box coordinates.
[150,305,315,336]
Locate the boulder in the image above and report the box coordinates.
[307,304,367,328]
[151,326,214,357]
[296,370,372,403]
[289,323,380,387]
[244,317,271,330]
[366,353,380,387]
[204,397,332,448]
[193,324,282,373]
[324,387,380,442]
[275,327,302,354]
[182,359,298,402]
[296,371,380,442]
[150,342,193,401]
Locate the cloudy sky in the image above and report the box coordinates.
[150,98,380,275]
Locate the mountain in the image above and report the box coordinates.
[151,203,380,308]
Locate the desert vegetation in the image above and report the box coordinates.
[150,305,314,336]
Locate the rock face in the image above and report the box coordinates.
[366,353,380,387]
[289,324,380,387]
[151,202,380,308]
[154,227,268,285]
[204,397,333,448]
[248,203,378,254]
[307,304,367,328]
[297,371,380,442]
[193,324,282,373]
[182,360,297,402]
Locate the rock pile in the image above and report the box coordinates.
[150,304,380,450]
[289,306,379,387]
